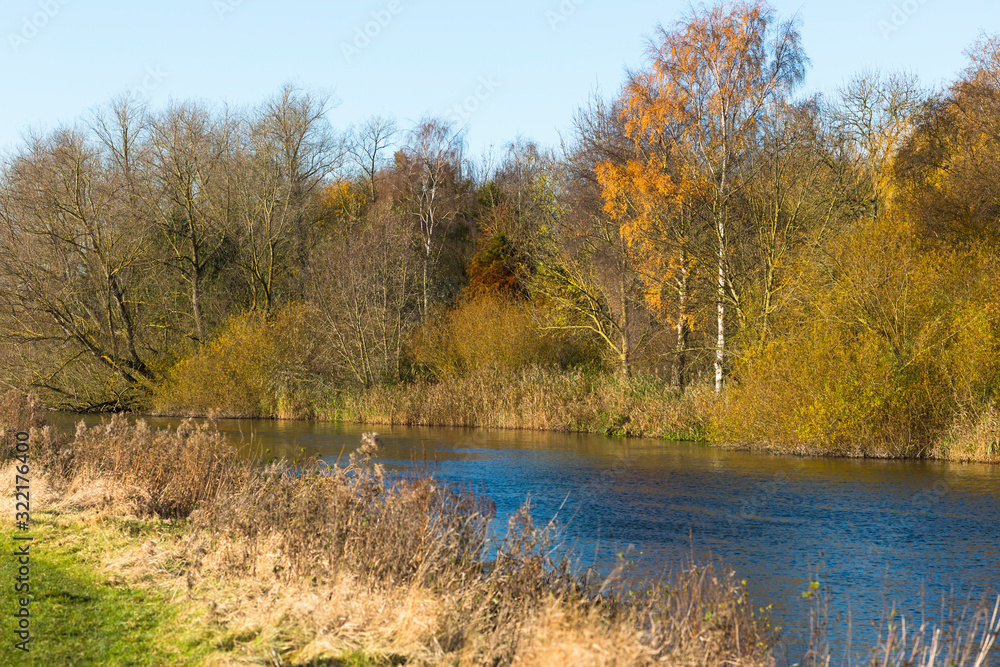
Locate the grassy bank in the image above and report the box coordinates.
[0,512,212,665]
[3,392,999,665]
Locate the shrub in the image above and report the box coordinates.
[721,216,1000,458]
[412,292,579,375]
[154,303,329,418]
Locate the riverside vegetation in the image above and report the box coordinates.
[4,2,1000,462]
[2,392,999,666]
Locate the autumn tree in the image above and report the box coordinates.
[595,91,706,389]
[729,97,861,345]
[621,0,806,392]
[467,140,552,299]
[896,35,1000,243]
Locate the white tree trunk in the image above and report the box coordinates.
[715,220,726,394]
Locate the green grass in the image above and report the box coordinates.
[0,514,215,666]
[0,513,423,666]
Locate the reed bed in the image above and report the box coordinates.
[329,366,715,441]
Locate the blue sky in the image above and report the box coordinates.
[2,0,999,159]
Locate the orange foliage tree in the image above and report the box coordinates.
[601,0,806,392]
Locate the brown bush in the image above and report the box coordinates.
[64,415,240,518]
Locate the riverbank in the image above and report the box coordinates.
[152,366,1000,464]
[5,394,999,665]
[1,396,775,666]
[4,506,774,666]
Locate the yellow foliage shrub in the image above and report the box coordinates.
[154,304,326,418]
[721,216,1000,458]
[412,293,568,375]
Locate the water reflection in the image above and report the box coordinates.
[49,414,1000,664]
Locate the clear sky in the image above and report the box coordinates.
[3,0,999,159]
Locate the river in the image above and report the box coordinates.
[51,414,1000,665]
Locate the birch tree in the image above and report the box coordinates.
[400,118,466,320]
[625,0,806,392]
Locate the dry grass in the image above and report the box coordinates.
[329,366,715,440]
[0,389,47,460]
[933,405,1000,463]
[50,414,241,517]
[868,599,1000,667]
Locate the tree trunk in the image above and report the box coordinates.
[422,246,430,321]
[190,233,205,342]
[674,248,689,391]
[619,262,632,378]
[715,218,726,394]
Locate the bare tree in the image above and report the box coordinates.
[232,84,343,311]
[145,101,236,341]
[347,114,398,203]
[0,126,158,408]
[534,96,659,377]
[834,69,927,221]
[309,200,417,385]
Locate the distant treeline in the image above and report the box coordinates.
[3,1,1000,460]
